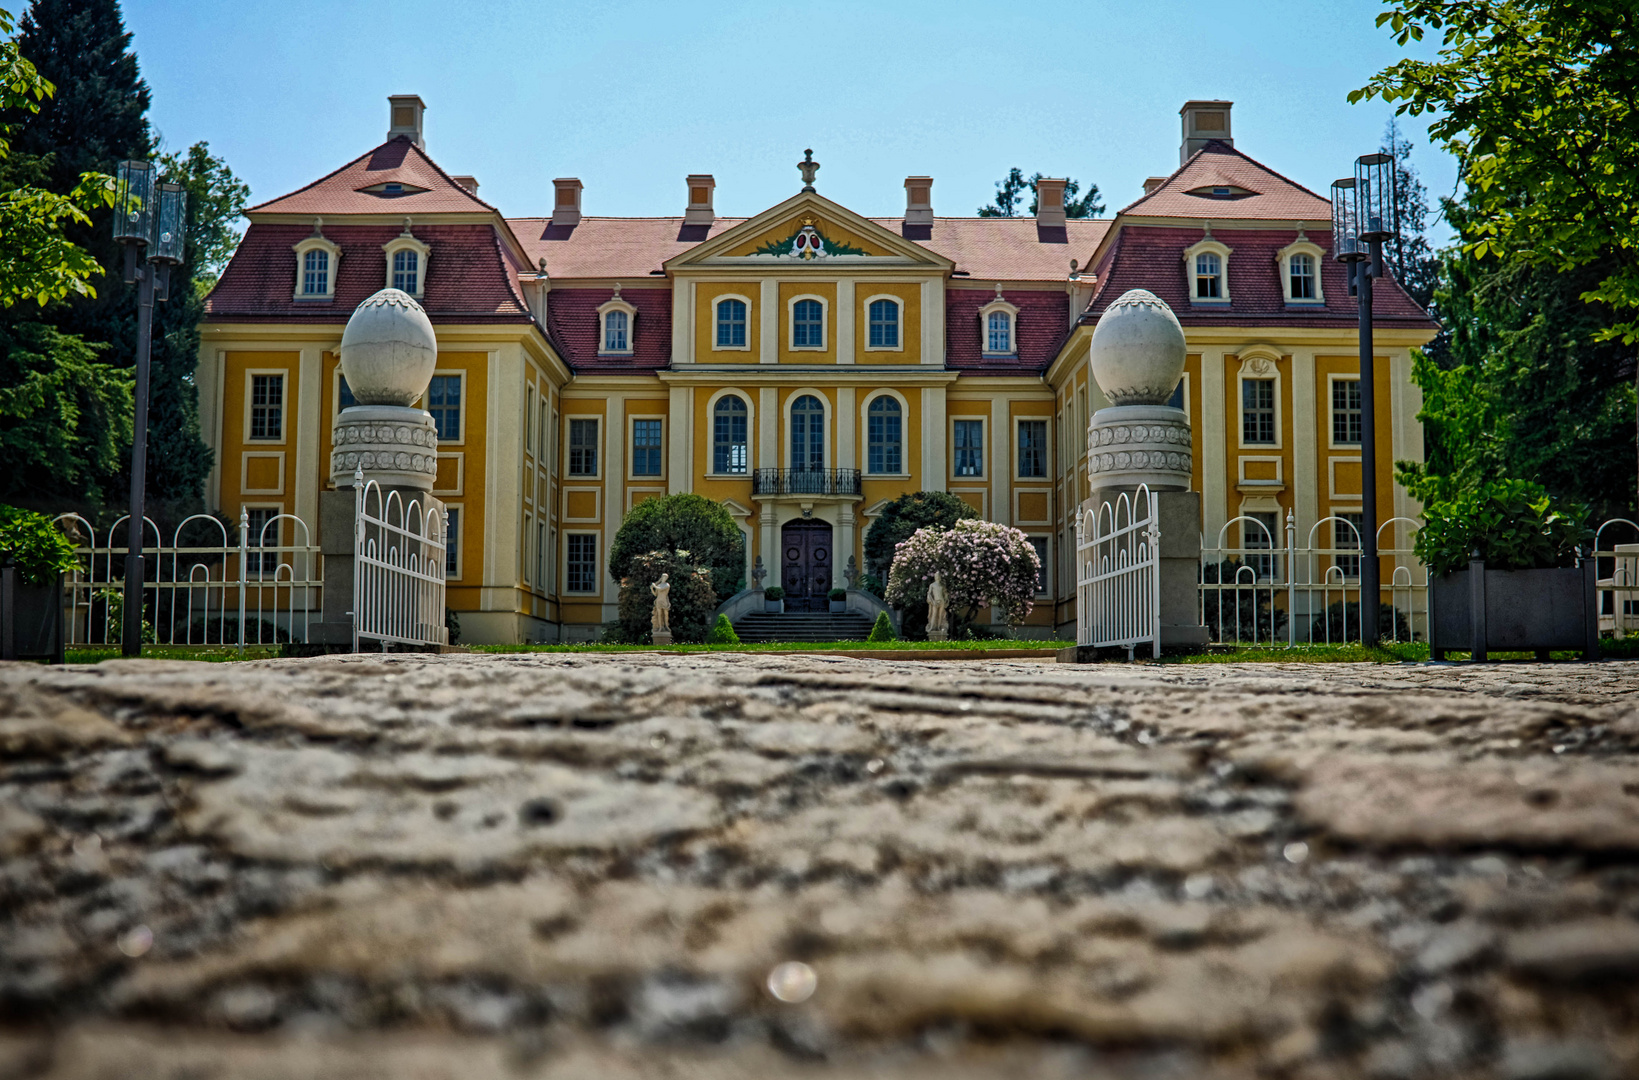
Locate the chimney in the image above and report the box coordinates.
[452,175,479,196]
[904,176,933,226]
[684,174,715,225]
[1035,177,1067,228]
[387,94,426,149]
[551,178,583,227]
[1142,176,1168,196]
[1180,100,1233,164]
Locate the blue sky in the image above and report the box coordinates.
[124,0,1455,240]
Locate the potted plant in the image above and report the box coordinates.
[1414,479,1598,660]
[763,585,785,614]
[0,505,77,663]
[828,587,847,613]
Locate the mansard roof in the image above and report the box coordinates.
[246,137,495,217]
[1118,140,1331,222]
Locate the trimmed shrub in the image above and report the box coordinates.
[763,585,785,600]
[867,611,897,642]
[706,614,740,644]
[616,549,717,644]
[886,519,1040,638]
[608,494,745,603]
[828,587,846,601]
[1412,477,1591,576]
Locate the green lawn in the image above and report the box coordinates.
[64,645,284,664]
[471,639,1074,655]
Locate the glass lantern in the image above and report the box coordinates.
[1330,178,1363,261]
[112,160,157,246]
[1354,152,1397,241]
[151,182,188,264]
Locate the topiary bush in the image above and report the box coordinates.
[706,613,740,644]
[616,549,717,644]
[1411,477,1592,577]
[608,494,745,604]
[867,611,897,642]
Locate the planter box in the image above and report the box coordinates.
[829,600,846,613]
[1430,560,1597,661]
[1,569,65,663]
[764,600,783,614]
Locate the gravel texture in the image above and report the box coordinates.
[3,653,1639,1079]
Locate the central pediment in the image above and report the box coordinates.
[665,191,951,271]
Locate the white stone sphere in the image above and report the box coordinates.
[1088,289,1187,406]
[339,288,438,408]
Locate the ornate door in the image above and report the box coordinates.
[780,520,833,613]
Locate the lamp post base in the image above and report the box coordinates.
[121,554,145,657]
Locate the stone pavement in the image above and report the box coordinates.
[2,653,1639,1079]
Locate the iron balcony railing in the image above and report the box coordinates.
[751,468,862,497]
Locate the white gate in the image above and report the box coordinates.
[1076,485,1161,658]
[353,472,448,650]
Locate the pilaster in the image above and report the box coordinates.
[1199,348,1228,544]
[602,391,626,621]
[293,346,323,534]
[667,385,691,494]
[836,278,855,364]
[922,386,948,489]
[1291,348,1318,546]
[836,386,857,472]
[759,280,778,364]
[991,396,1011,523]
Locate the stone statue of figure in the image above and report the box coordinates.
[926,571,949,636]
[650,573,671,632]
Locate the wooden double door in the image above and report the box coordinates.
[780,520,833,613]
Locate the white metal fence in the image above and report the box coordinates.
[353,474,448,650]
[1076,485,1161,659]
[1596,518,1639,639]
[1200,511,1426,647]
[54,510,321,648]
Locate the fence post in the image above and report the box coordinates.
[1285,509,1296,648]
[1468,551,1487,662]
[1581,547,1600,661]
[1,562,15,661]
[1148,491,1161,659]
[352,467,364,653]
[237,508,248,654]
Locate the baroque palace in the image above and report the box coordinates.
[199,96,1436,643]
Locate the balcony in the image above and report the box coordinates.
[751,468,862,498]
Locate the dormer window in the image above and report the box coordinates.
[1212,186,1230,196]
[393,249,418,292]
[1276,233,1326,305]
[597,285,637,356]
[1182,234,1234,306]
[1195,253,1221,298]
[978,286,1020,358]
[383,183,403,195]
[1289,253,1315,298]
[292,228,341,302]
[381,224,430,298]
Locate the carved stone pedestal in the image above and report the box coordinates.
[926,628,948,642]
[652,630,673,646]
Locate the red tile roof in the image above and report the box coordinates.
[546,287,672,370]
[1084,225,1432,329]
[205,223,531,323]
[247,137,495,217]
[1118,141,1331,222]
[507,215,1108,283]
[946,289,1071,372]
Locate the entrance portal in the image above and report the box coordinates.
[780,519,833,613]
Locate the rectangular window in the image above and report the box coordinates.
[244,507,279,575]
[302,249,328,295]
[537,522,547,593]
[338,375,356,411]
[868,299,899,348]
[566,533,598,593]
[1331,378,1362,445]
[1017,420,1047,478]
[1290,253,1316,300]
[444,507,461,577]
[1244,511,1278,580]
[568,418,599,476]
[526,387,536,458]
[1242,378,1276,444]
[954,419,984,477]
[250,374,283,440]
[792,299,823,348]
[631,418,663,476]
[392,248,418,293]
[1334,512,1364,580]
[428,374,461,441]
[1028,536,1048,593]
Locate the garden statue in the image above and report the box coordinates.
[650,573,671,632]
[926,571,949,641]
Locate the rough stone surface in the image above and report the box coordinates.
[4,654,1639,1079]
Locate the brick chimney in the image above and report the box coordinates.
[1180,100,1233,164]
[904,176,933,226]
[1142,176,1168,196]
[1035,177,1067,227]
[552,178,583,227]
[387,94,426,149]
[684,175,715,225]
[452,175,479,196]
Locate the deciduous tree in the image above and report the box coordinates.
[978,168,1104,218]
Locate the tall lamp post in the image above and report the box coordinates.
[112,162,187,656]
[1331,154,1398,647]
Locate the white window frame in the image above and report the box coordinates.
[1026,534,1050,596]
[419,369,467,447]
[1327,373,1364,450]
[861,389,909,476]
[951,415,986,479]
[244,368,289,445]
[862,294,904,353]
[292,235,341,301]
[711,293,753,352]
[564,414,602,479]
[1183,236,1233,306]
[597,290,637,356]
[241,502,286,579]
[1235,352,1284,451]
[1276,235,1326,305]
[787,294,828,352]
[627,414,666,481]
[381,229,431,297]
[706,388,754,476]
[443,502,464,580]
[525,385,537,462]
[1014,416,1051,480]
[978,293,1020,357]
[563,531,601,594]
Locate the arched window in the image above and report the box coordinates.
[987,310,1012,354]
[716,298,747,347]
[1288,252,1316,300]
[392,249,418,292]
[603,309,629,353]
[302,249,329,295]
[713,395,748,474]
[1195,252,1222,298]
[790,394,825,471]
[792,298,824,348]
[868,298,899,348]
[867,396,902,474]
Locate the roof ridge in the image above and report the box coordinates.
[1115,139,1329,219]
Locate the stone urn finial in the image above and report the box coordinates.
[1088,289,1186,406]
[339,288,438,407]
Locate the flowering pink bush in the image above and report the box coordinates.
[885,518,1040,632]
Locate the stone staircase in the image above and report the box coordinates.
[732,612,876,643]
